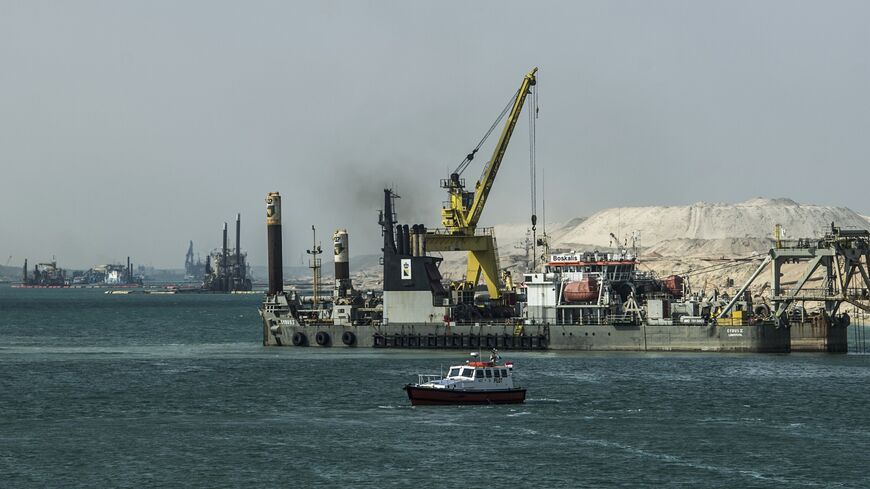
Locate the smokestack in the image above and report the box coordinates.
[396,225,405,255]
[266,192,283,295]
[23,259,27,284]
[382,189,396,254]
[418,225,426,256]
[333,229,350,298]
[222,222,229,292]
[409,225,418,257]
[402,224,410,256]
[236,213,241,288]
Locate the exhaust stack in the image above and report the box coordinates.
[333,229,351,298]
[222,223,229,291]
[266,192,283,295]
[235,213,242,288]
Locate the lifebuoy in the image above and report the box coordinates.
[315,331,330,346]
[292,332,307,347]
[341,331,356,346]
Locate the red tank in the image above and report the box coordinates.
[661,275,684,298]
[563,276,599,302]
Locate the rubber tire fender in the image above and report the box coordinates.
[341,331,356,346]
[315,331,330,346]
[291,332,307,347]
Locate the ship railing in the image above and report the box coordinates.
[544,316,637,326]
[427,227,496,236]
[450,321,518,328]
[261,302,290,314]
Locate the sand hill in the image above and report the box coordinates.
[551,198,870,257]
[349,198,870,292]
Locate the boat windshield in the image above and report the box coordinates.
[461,367,474,378]
[448,368,461,378]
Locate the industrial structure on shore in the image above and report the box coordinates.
[20,257,142,287]
[200,213,252,292]
[259,68,869,353]
[184,241,206,281]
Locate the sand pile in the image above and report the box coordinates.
[351,198,869,292]
[552,198,869,257]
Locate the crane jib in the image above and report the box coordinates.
[465,68,537,229]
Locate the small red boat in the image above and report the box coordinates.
[403,351,526,406]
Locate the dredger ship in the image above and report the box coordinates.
[259,189,867,353]
[259,68,866,353]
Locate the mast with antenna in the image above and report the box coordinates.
[306,225,323,309]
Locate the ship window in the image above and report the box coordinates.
[493,369,501,378]
[448,368,460,378]
[485,369,493,378]
[474,369,484,378]
[500,369,508,377]
[461,368,473,378]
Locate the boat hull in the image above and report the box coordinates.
[404,385,526,405]
[260,314,796,352]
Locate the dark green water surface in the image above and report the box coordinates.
[1,286,869,488]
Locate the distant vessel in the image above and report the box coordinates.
[403,351,526,406]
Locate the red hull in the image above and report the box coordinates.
[404,385,526,405]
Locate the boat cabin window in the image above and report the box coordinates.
[448,368,461,378]
[500,369,508,377]
[493,369,501,378]
[461,368,474,378]
[485,369,493,378]
[474,369,484,378]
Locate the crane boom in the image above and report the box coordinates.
[466,67,537,229]
[430,68,538,301]
[441,68,537,234]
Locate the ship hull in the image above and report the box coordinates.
[404,385,526,405]
[260,311,797,352]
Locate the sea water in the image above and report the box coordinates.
[2,286,869,488]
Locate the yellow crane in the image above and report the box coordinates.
[425,67,538,301]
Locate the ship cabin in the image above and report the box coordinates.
[415,360,516,390]
[445,361,513,384]
[523,251,653,325]
[529,251,640,284]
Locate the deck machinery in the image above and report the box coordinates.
[426,67,538,303]
[716,223,870,352]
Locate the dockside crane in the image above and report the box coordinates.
[425,67,538,301]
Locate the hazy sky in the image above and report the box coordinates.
[2,1,869,269]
